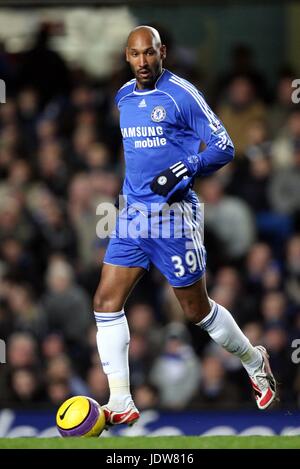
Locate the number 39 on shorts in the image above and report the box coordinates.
[171,251,198,277]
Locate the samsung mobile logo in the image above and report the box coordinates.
[121,125,164,138]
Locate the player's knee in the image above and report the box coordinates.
[183,307,203,323]
[93,291,120,313]
[182,300,211,324]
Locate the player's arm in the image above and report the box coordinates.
[150,91,234,197]
[179,90,234,176]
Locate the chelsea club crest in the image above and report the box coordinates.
[151,106,166,122]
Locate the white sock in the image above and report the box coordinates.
[196,301,262,376]
[94,310,132,410]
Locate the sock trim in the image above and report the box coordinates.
[199,303,218,330]
[94,311,125,323]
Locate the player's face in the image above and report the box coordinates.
[126,34,166,89]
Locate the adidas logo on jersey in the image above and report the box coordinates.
[138,99,147,108]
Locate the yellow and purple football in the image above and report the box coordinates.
[56,396,106,437]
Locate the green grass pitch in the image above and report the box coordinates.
[0,436,299,449]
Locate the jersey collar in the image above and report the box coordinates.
[133,69,166,95]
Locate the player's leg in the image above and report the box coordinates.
[94,202,152,425]
[173,275,277,409]
[148,196,276,409]
[93,263,146,424]
[94,263,144,312]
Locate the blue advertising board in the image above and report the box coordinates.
[0,408,300,438]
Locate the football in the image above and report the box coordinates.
[56,396,106,437]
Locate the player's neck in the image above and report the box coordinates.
[135,68,164,90]
[136,82,155,90]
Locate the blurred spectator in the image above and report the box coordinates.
[243,322,264,346]
[71,125,97,171]
[33,194,78,263]
[271,109,300,169]
[129,332,152,387]
[36,118,58,143]
[218,75,266,156]
[216,44,268,103]
[18,88,39,122]
[269,134,300,218]
[269,72,297,136]
[214,266,241,295]
[0,300,15,341]
[0,99,18,126]
[293,368,300,408]
[86,365,109,404]
[84,142,111,170]
[200,176,256,260]
[192,355,240,408]
[5,283,45,337]
[41,333,65,360]
[68,173,97,268]
[127,303,163,351]
[261,263,283,292]
[150,322,200,409]
[18,24,70,108]
[264,326,296,403]
[231,128,273,213]
[0,194,36,248]
[89,169,120,202]
[46,354,89,396]
[37,141,69,197]
[0,237,39,287]
[0,40,14,87]
[7,332,39,368]
[85,323,104,368]
[260,292,287,327]
[285,235,300,305]
[211,267,257,325]
[8,367,46,405]
[6,160,33,191]
[0,333,41,403]
[41,257,92,345]
[132,383,160,411]
[245,242,274,304]
[47,379,73,406]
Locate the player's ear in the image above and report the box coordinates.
[160,45,167,60]
[125,47,130,62]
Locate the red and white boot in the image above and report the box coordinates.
[250,346,277,410]
[103,401,140,428]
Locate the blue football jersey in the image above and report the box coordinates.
[115,69,234,206]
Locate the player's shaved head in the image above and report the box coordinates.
[127,26,162,48]
[126,25,166,90]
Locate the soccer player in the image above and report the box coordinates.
[93,26,277,426]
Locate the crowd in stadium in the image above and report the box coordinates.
[0,25,299,410]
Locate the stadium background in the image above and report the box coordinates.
[0,0,300,436]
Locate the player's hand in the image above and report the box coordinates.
[150,161,191,197]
